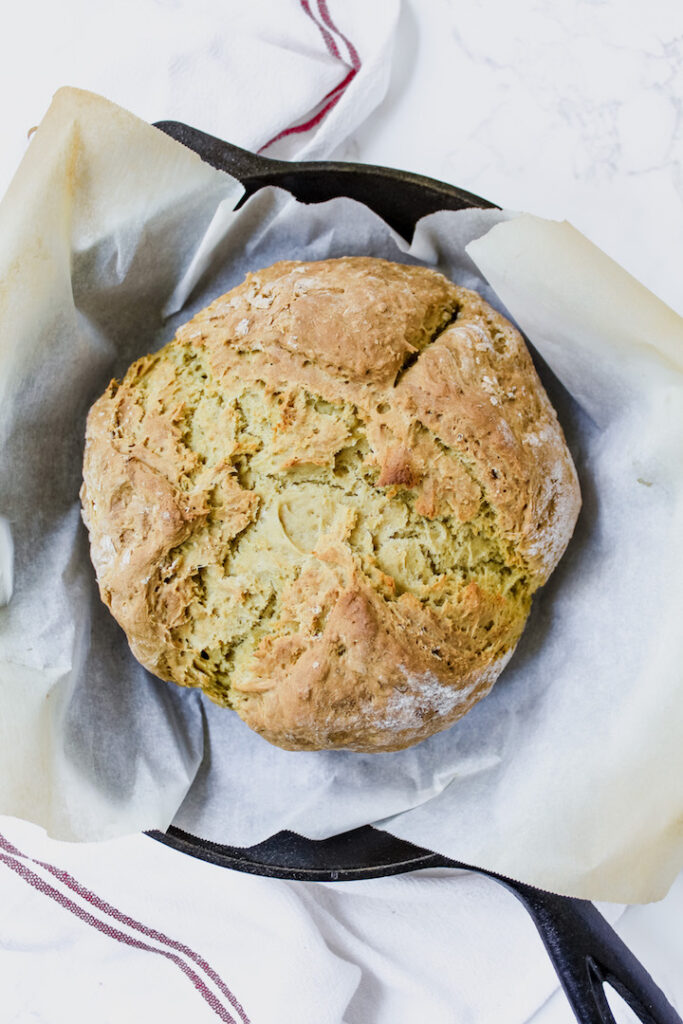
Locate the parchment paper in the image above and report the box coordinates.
[1,88,681,901]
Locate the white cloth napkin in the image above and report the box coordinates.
[0,816,617,1024]
[0,0,399,197]
[3,812,683,1024]
[0,1,681,1022]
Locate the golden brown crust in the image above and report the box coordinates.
[80,257,581,751]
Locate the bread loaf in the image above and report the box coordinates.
[81,257,581,751]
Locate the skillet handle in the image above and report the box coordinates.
[154,121,274,181]
[152,121,498,240]
[469,869,680,1024]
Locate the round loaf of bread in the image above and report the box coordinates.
[81,257,580,752]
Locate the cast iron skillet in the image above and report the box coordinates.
[148,121,680,1024]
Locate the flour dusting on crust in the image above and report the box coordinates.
[369,649,516,735]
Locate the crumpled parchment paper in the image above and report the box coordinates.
[0,88,681,901]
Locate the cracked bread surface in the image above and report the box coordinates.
[80,257,581,752]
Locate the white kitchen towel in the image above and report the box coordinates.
[0,815,607,1024]
[0,0,400,197]
[0,2,681,1023]
[3,811,683,1023]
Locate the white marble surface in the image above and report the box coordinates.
[342,0,683,314]
[0,1,680,1021]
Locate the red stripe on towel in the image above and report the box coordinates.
[260,89,346,149]
[260,0,361,151]
[301,0,341,59]
[316,0,361,69]
[0,833,249,1024]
